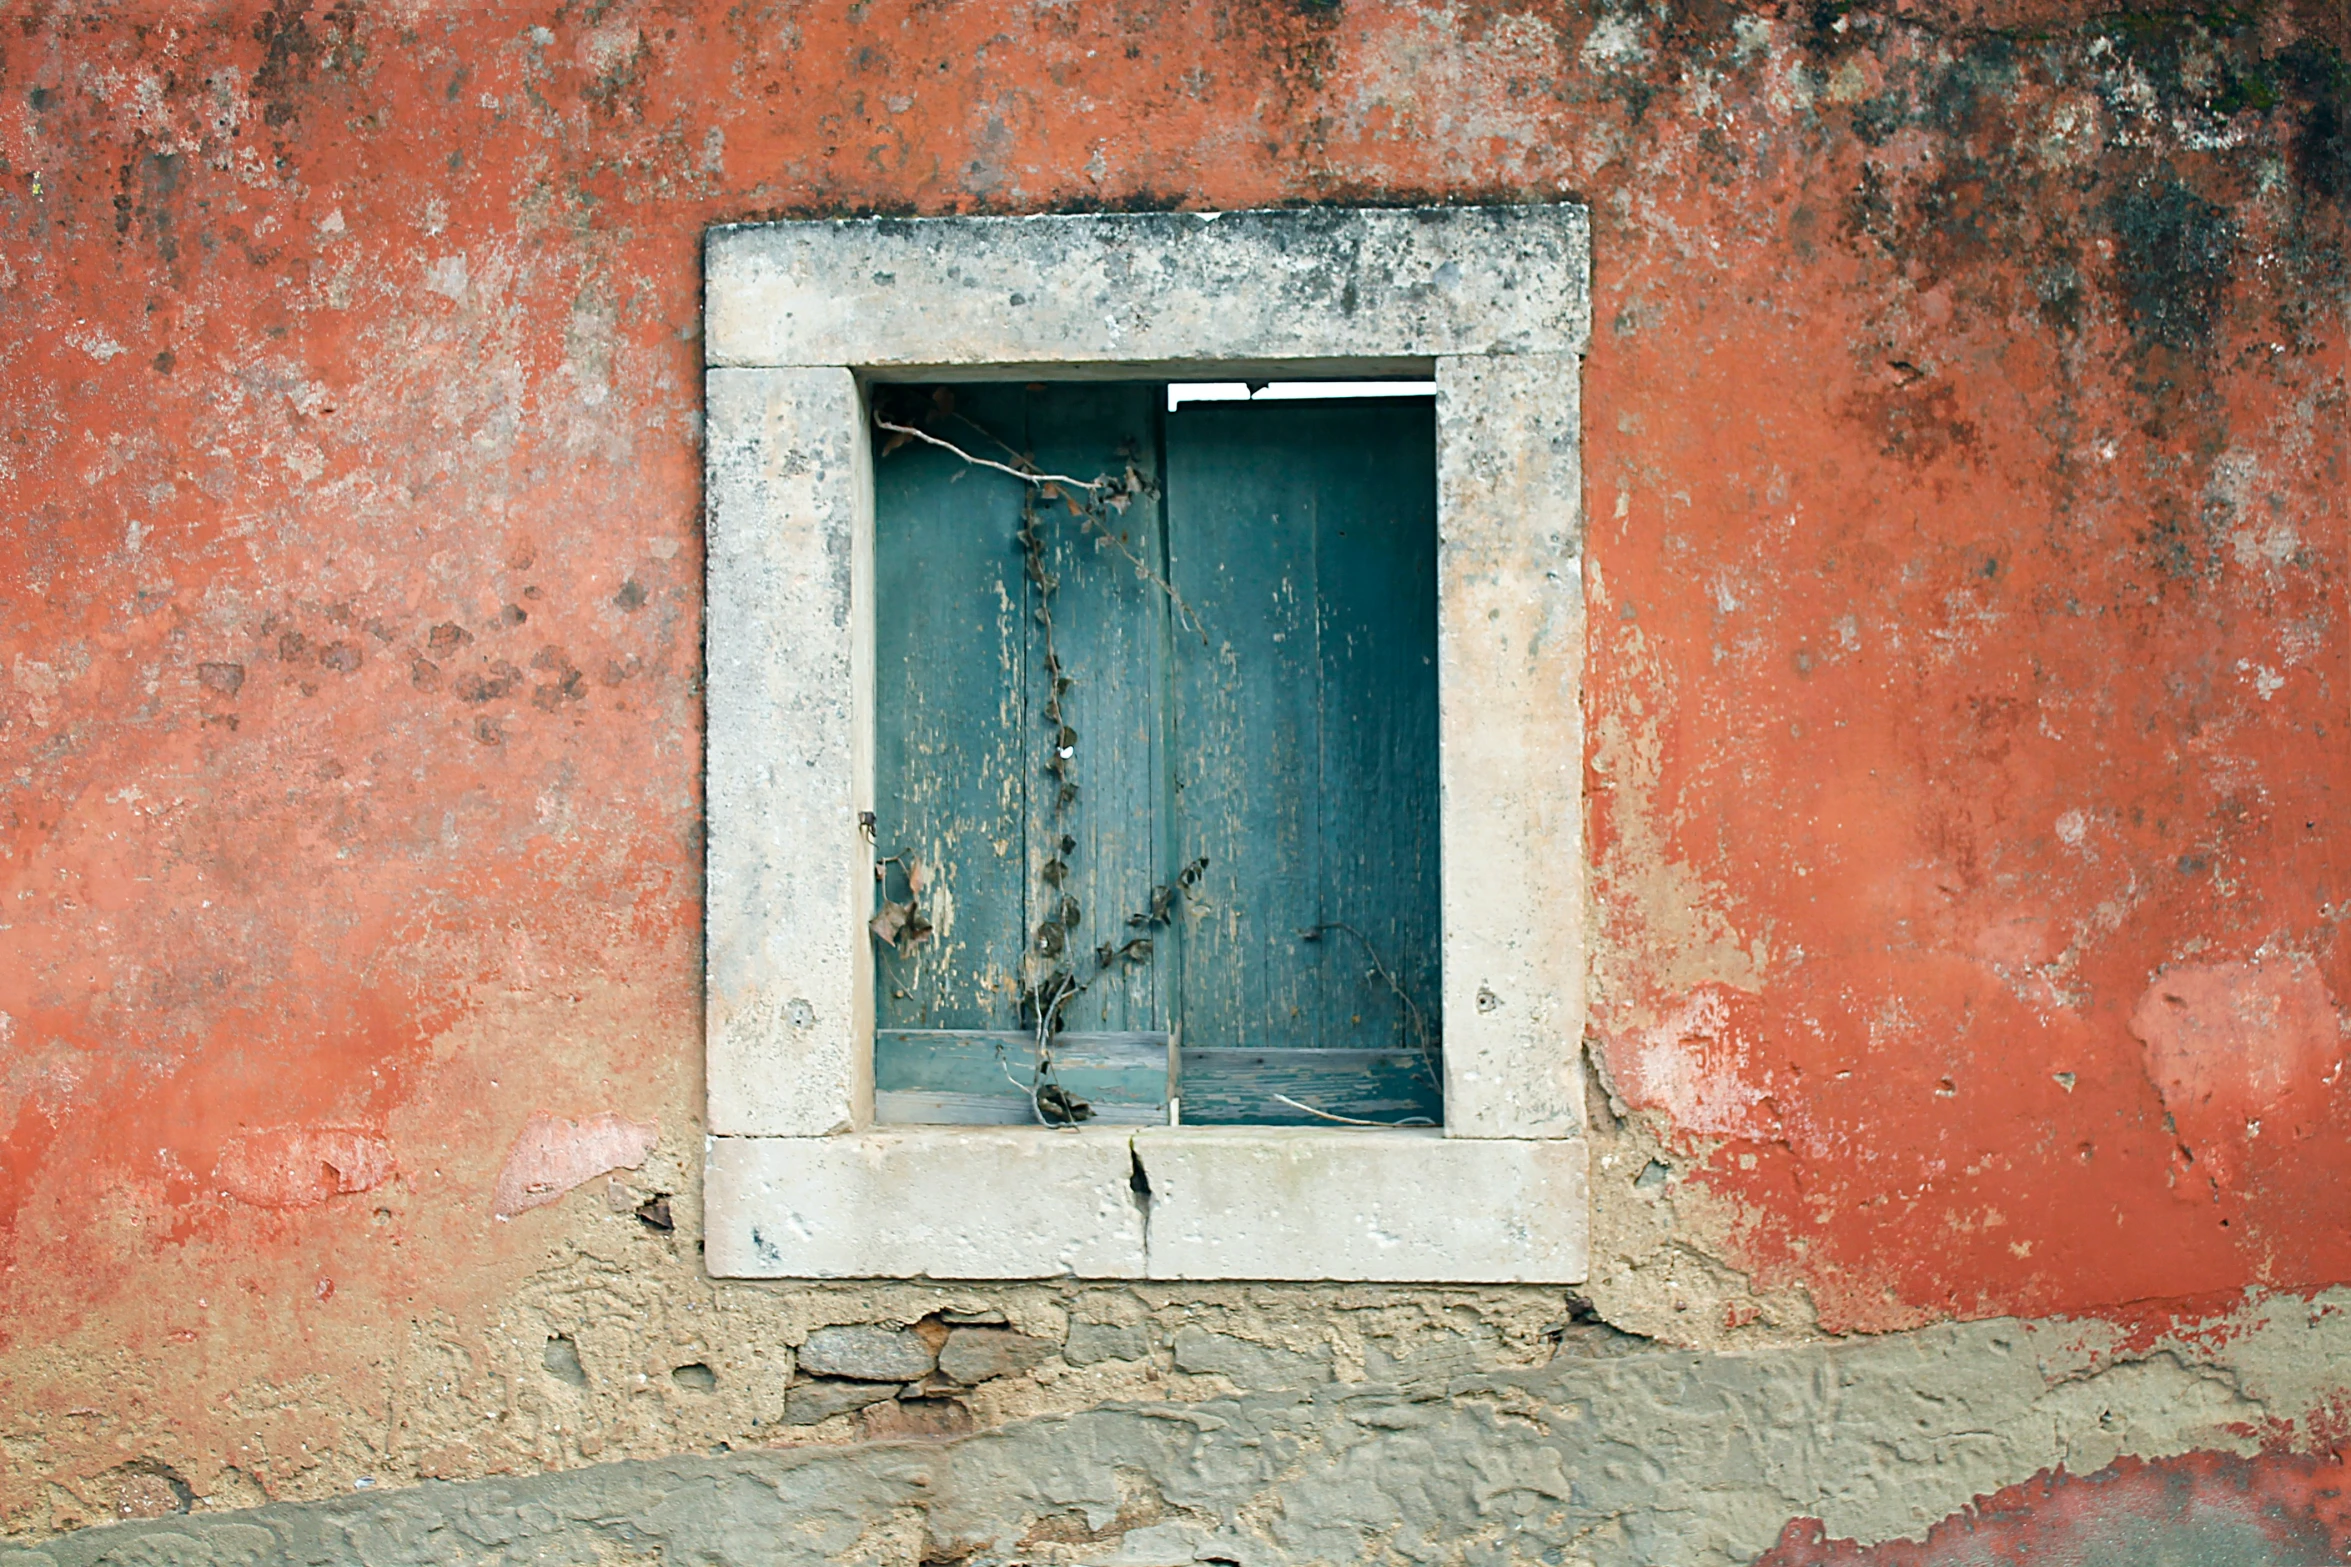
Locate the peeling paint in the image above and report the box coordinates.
[491,1112,658,1218]
[214,1125,393,1210]
[1,0,2345,1552]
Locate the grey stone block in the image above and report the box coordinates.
[795,1325,936,1382]
[1063,1320,1149,1366]
[936,1327,1051,1386]
[1170,1326,1330,1388]
[781,1378,900,1426]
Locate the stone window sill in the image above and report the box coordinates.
[706,1127,1586,1282]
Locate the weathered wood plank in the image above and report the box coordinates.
[1019,385,1173,1035]
[1165,398,1444,1092]
[873,1031,1440,1128]
[1166,400,1327,1049]
[872,383,1036,1032]
[1307,399,1442,1056]
[875,1091,1168,1127]
[1179,1047,1442,1127]
[874,1028,1169,1125]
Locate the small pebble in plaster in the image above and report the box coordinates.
[542,1334,588,1387]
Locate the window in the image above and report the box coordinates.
[869,382,1442,1131]
[703,206,1591,1282]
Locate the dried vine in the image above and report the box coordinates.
[874,391,1207,1126]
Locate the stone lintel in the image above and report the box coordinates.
[707,205,1591,371]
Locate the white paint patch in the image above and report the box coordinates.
[424,254,469,301]
[2230,520,2302,570]
[1633,989,1769,1137]
[1580,12,1650,69]
[67,327,127,362]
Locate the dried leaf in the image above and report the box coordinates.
[871,901,910,945]
[1040,482,1063,502]
[1036,1083,1093,1125]
[1102,936,1152,966]
[1040,857,1068,886]
[880,429,912,456]
[898,910,933,955]
[904,856,925,894]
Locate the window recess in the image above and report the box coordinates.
[869,382,1442,1129]
[703,203,1591,1282]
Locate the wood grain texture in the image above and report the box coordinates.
[871,384,1033,1032]
[1166,399,1442,1061]
[875,386,1440,1124]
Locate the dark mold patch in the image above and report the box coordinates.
[1850,92,1908,145]
[2278,39,2351,207]
[251,0,367,132]
[1923,34,2019,140]
[2104,172,2237,353]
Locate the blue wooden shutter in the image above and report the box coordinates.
[1165,397,1442,1124]
[870,385,1439,1126]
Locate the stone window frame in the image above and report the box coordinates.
[702,205,1591,1282]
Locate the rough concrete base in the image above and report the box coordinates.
[11,1297,2349,1567]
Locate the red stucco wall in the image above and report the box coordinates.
[2,0,2346,1544]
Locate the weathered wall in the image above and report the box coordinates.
[1,0,2345,1560]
